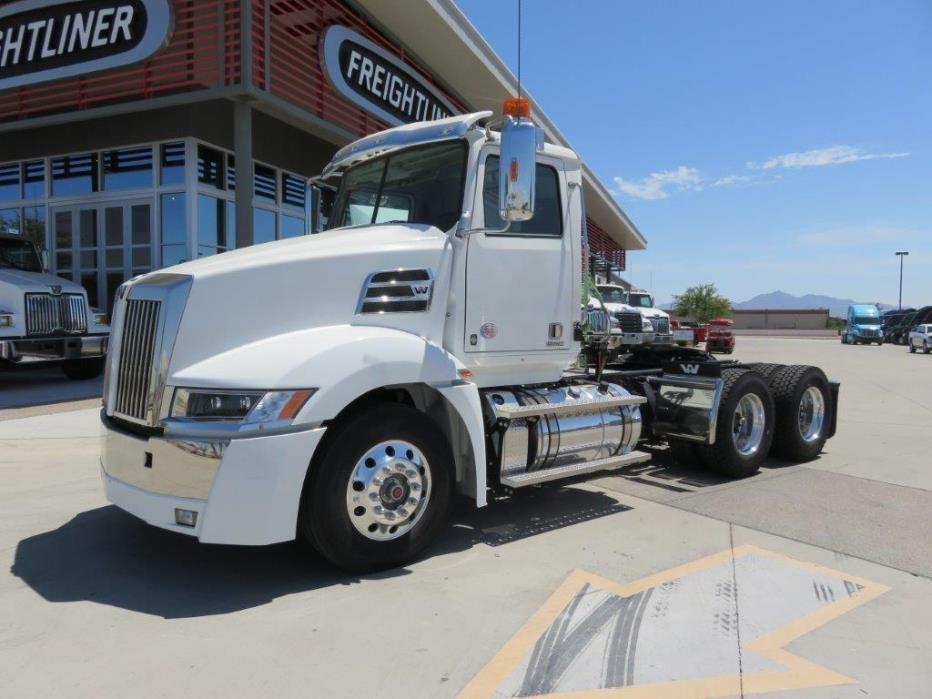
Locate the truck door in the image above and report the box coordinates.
[464,152,576,353]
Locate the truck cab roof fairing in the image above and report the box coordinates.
[321,111,492,178]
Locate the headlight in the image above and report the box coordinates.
[170,388,315,423]
[641,318,654,332]
[0,312,14,327]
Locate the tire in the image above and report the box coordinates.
[61,357,105,380]
[299,403,454,573]
[746,362,785,383]
[769,365,831,462]
[924,341,930,355]
[697,368,774,478]
[910,341,916,353]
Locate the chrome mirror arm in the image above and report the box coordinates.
[453,211,511,239]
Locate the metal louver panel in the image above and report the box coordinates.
[358,269,433,314]
[615,312,642,334]
[114,300,161,422]
[25,294,87,335]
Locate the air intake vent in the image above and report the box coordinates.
[25,293,87,335]
[358,269,433,314]
[114,299,161,422]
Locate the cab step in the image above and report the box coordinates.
[500,450,651,488]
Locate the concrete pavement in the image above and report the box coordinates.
[1,337,930,698]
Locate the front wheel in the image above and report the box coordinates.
[698,368,774,478]
[61,357,104,380]
[299,403,453,573]
[910,341,917,353]
[924,341,930,355]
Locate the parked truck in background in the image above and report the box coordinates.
[842,304,883,345]
[1,233,110,378]
[99,106,840,572]
[588,284,673,351]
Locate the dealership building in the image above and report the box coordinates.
[0,0,643,312]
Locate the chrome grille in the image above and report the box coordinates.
[653,318,670,335]
[114,299,161,422]
[25,293,87,335]
[615,312,642,333]
[358,269,433,314]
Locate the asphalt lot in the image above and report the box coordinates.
[1,337,930,698]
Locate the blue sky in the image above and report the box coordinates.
[456,0,932,306]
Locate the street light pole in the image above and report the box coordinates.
[895,251,909,310]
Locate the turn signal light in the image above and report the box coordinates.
[503,97,531,118]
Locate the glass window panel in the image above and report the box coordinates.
[132,247,151,267]
[227,154,236,191]
[104,207,123,246]
[56,252,72,272]
[79,209,97,247]
[483,156,562,237]
[0,208,19,235]
[106,272,124,312]
[281,214,305,239]
[54,211,72,248]
[22,206,46,252]
[103,147,153,190]
[131,205,150,244]
[197,194,225,253]
[80,272,98,308]
[23,160,45,200]
[105,248,123,267]
[254,208,276,244]
[0,163,20,202]
[51,153,99,196]
[225,201,236,248]
[282,173,306,208]
[254,164,276,201]
[197,145,224,188]
[80,250,97,267]
[161,244,186,267]
[160,142,185,186]
[160,193,186,245]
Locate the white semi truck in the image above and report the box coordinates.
[100,106,838,572]
[589,284,673,351]
[1,233,109,378]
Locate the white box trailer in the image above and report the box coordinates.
[99,109,838,572]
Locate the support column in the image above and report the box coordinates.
[234,100,254,249]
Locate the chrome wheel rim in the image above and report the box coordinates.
[346,440,431,542]
[797,385,825,443]
[731,393,766,456]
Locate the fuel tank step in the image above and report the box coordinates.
[500,449,651,488]
[491,394,645,420]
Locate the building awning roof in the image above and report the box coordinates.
[352,0,647,251]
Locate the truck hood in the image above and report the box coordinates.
[0,268,86,295]
[587,297,669,319]
[135,224,454,378]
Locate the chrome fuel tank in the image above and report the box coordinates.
[483,383,643,481]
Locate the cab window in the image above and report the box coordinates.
[482,155,562,236]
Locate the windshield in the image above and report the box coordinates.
[0,237,41,272]
[854,316,880,325]
[327,140,467,232]
[597,286,628,304]
[628,293,654,308]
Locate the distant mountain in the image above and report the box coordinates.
[732,291,893,318]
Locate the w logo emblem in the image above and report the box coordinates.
[412,285,431,295]
[680,363,700,375]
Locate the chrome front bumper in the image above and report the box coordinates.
[610,331,675,347]
[0,334,108,363]
[101,412,326,545]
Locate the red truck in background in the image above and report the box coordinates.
[706,317,735,354]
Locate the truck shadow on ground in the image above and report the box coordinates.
[10,488,628,619]
[0,366,102,410]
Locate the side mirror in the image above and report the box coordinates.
[498,115,538,222]
[310,184,336,233]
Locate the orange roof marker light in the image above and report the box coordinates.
[503,97,531,119]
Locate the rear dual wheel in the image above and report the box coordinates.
[299,403,453,573]
[769,365,831,462]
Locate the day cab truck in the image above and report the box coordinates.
[589,284,673,353]
[100,105,840,572]
[1,233,109,378]
[842,304,883,345]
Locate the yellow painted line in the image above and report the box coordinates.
[456,544,890,699]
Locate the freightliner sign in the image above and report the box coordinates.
[321,25,459,126]
[0,0,172,91]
